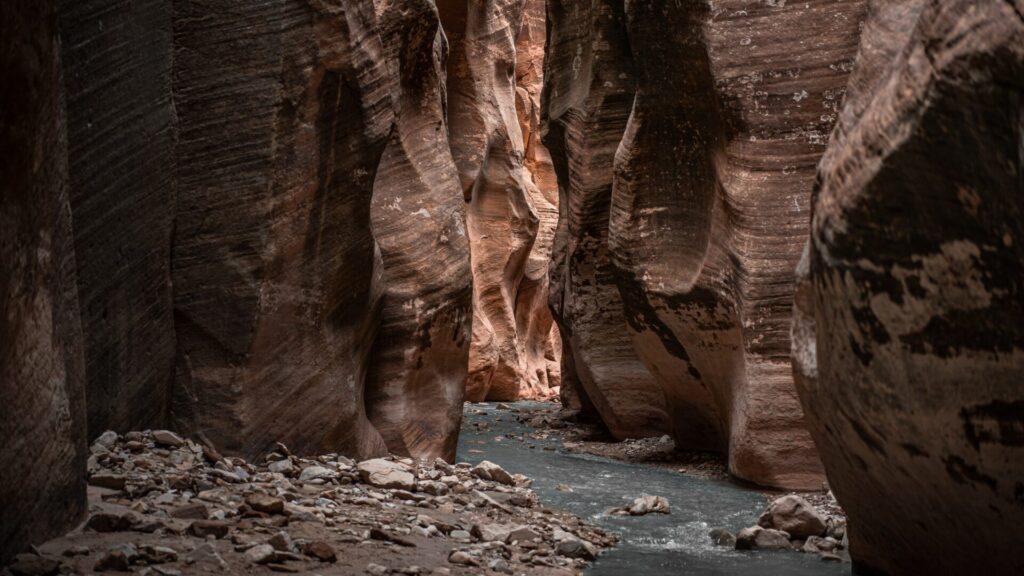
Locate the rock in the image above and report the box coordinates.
[268,531,293,552]
[138,546,177,564]
[152,430,185,448]
[709,528,736,547]
[184,543,226,568]
[757,495,826,539]
[298,465,336,482]
[303,541,336,563]
[268,460,293,475]
[87,473,127,491]
[555,538,598,560]
[246,494,285,515]
[357,459,415,491]
[85,513,134,533]
[367,564,389,575]
[447,551,479,567]
[7,555,61,576]
[369,528,416,548]
[470,461,515,486]
[488,558,513,574]
[417,481,448,496]
[471,523,512,543]
[187,520,230,539]
[735,526,792,551]
[170,502,209,520]
[94,550,131,572]
[93,431,119,450]
[613,495,670,516]
[820,552,842,563]
[507,526,541,543]
[449,530,471,540]
[245,544,277,564]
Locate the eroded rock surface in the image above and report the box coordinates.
[544,0,864,488]
[0,0,87,562]
[794,1,1024,573]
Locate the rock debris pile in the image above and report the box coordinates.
[4,431,615,575]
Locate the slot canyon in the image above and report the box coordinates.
[1,1,1021,575]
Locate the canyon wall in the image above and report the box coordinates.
[0,0,88,562]
[1,0,471,560]
[444,0,560,402]
[544,0,864,488]
[793,0,1024,573]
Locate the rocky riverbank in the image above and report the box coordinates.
[2,430,614,576]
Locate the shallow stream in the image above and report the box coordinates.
[456,402,851,576]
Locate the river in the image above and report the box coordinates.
[456,402,852,576]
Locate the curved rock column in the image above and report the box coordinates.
[795,0,1024,573]
[0,0,88,561]
[543,0,670,438]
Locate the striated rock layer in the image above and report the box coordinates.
[794,0,1024,573]
[0,0,88,563]
[544,0,863,488]
[443,0,559,402]
[58,0,178,437]
[171,0,470,462]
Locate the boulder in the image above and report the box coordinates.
[735,526,792,551]
[357,459,416,491]
[470,461,515,486]
[757,495,826,539]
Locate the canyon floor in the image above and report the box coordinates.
[7,403,850,576]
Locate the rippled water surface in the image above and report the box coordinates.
[456,402,851,576]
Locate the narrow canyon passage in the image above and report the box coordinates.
[2,0,1022,575]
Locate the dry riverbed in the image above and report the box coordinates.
[2,430,614,576]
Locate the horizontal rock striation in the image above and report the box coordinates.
[0,0,88,563]
[794,0,1024,573]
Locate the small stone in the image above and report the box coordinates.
[507,525,541,543]
[555,538,597,560]
[471,523,512,542]
[303,541,337,562]
[709,528,736,547]
[268,531,293,552]
[88,473,127,490]
[757,495,827,539]
[139,545,178,564]
[449,530,471,540]
[247,493,285,514]
[152,429,185,448]
[184,543,226,568]
[736,526,792,550]
[626,494,669,515]
[246,544,277,564]
[357,459,416,491]
[94,545,136,573]
[188,519,230,539]
[7,554,60,576]
[366,563,389,575]
[417,480,448,496]
[447,551,479,567]
[488,558,513,574]
[299,465,336,482]
[85,512,134,533]
[820,552,842,562]
[170,502,209,519]
[556,484,573,492]
[470,460,515,485]
[370,528,416,548]
[268,459,293,475]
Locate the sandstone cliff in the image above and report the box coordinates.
[544,0,865,488]
[0,0,88,562]
[794,0,1024,573]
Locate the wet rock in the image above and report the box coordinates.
[470,461,515,486]
[303,541,336,562]
[357,459,415,491]
[735,526,792,551]
[709,528,736,547]
[758,495,826,539]
[610,495,670,516]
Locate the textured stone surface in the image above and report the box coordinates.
[544,0,866,488]
[58,0,177,438]
[171,0,470,463]
[543,0,671,439]
[0,0,88,562]
[794,1,1024,573]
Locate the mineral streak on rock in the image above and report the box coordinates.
[58,0,178,437]
[543,0,672,439]
[0,0,88,562]
[794,0,1024,573]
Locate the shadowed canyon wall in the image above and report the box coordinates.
[1,0,88,560]
[1,0,471,562]
[793,0,1024,573]
[443,0,561,402]
[544,0,865,489]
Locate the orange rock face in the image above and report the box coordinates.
[443,0,560,402]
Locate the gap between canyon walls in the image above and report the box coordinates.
[441,0,563,404]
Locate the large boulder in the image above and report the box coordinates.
[757,495,826,539]
[0,0,88,561]
[794,0,1024,574]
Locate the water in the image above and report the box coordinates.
[456,402,852,576]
